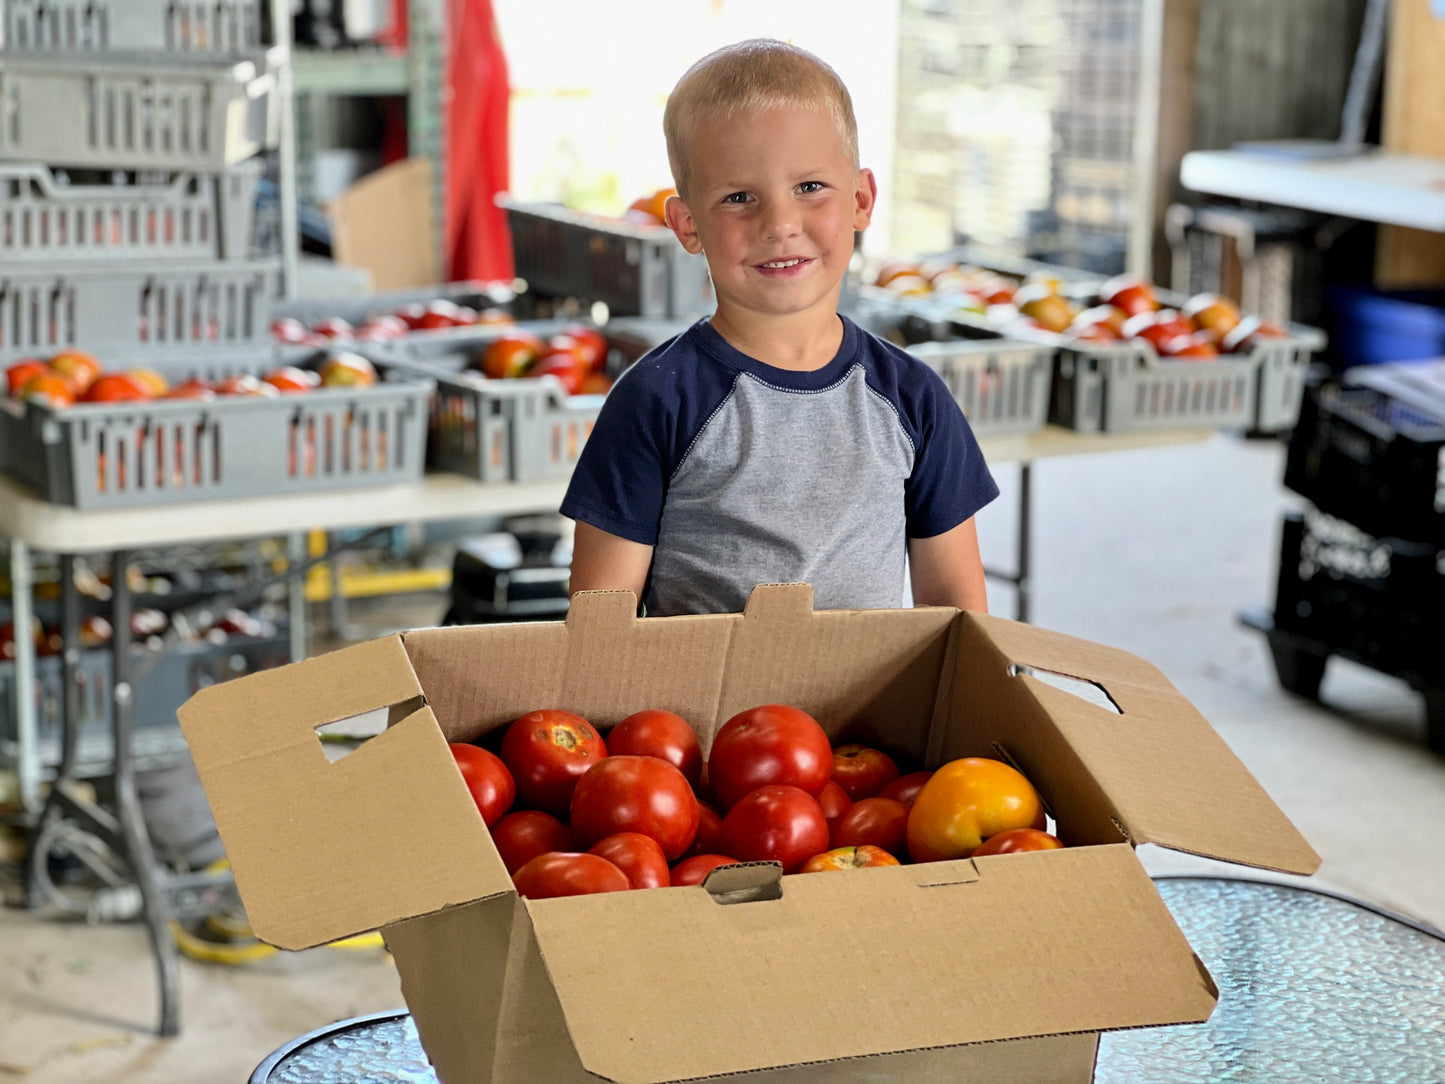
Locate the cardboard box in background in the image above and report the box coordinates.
[180,584,1319,1084]
[327,156,440,291]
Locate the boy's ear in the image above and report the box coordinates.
[853,168,878,232]
[664,195,704,255]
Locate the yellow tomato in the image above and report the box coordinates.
[905,757,1044,863]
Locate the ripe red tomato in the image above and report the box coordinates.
[588,832,670,889]
[559,324,609,371]
[830,744,900,801]
[830,796,909,855]
[906,758,1045,863]
[512,852,630,899]
[971,828,1064,857]
[816,779,852,828]
[527,349,588,394]
[670,854,740,887]
[448,743,515,826]
[606,709,702,786]
[879,771,933,807]
[6,359,48,398]
[718,785,830,874]
[313,316,355,340]
[682,802,724,859]
[708,704,832,809]
[490,810,574,874]
[799,845,901,873]
[569,755,699,859]
[500,709,607,816]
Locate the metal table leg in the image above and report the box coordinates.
[288,532,308,663]
[29,551,186,1036]
[9,538,41,813]
[982,461,1034,623]
[1016,462,1033,625]
[108,548,183,1035]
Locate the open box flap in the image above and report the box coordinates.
[523,845,1215,1084]
[178,635,513,950]
[961,614,1321,876]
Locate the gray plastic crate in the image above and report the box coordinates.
[908,254,1324,434]
[0,160,262,263]
[501,198,713,319]
[907,339,1053,436]
[0,48,279,170]
[1,0,264,54]
[0,631,288,773]
[0,349,432,507]
[0,258,280,364]
[384,326,603,483]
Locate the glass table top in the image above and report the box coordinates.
[253,877,1445,1084]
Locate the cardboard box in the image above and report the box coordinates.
[180,584,1319,1083]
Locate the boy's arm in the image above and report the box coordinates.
[908,517,988,612]
[569,521,655,603]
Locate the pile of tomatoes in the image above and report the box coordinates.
[448,704,1063,900]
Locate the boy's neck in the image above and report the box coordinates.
[708,304,845,372]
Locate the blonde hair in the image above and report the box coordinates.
[663,38,859,200]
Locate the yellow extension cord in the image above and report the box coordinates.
[170,861,385,965]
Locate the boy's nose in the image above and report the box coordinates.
[759,201,801,241]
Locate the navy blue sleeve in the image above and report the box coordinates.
[560,364,676,546]
[897,359,1000,539]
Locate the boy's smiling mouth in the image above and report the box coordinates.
[754,256,815,276]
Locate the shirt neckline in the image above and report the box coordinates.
[688,315,862,391]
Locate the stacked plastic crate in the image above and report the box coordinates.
[0,2,401,774]
[1250,362,1445,754]
[0,0,282,361]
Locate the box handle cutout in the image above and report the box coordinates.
[702,862,783,905]
[316,707,392,761]
[1009,663,1122,715]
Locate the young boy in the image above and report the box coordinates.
[561,38,998,617]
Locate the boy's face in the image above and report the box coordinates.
[665,106,875,326]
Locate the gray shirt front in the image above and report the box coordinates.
[560,317,998,616]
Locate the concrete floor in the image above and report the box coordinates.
[1,431,1442,1083]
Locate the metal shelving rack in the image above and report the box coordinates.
[287,0,447,282]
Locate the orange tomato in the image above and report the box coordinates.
[264,366,322,394]
[971,827,1064,857]
[48,349,102,392]
[481,331,546,380]
[126,368,170,397]
[905,757,1045,863]
[21,372,78,406]
[82,372,153,403]
[799,845,901,873]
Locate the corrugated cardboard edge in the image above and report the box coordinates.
[179,635,514,949]
[958,613,1321,876]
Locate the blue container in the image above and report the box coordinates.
[1326,285,1445,367]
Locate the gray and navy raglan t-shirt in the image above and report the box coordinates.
[560,315,998,617]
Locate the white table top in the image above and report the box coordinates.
[0,426,1214,554]
[1180,145,1445,231]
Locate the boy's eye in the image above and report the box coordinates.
[797,181,825,194]
[721,192,750,204]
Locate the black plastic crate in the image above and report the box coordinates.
[1271,511,1442,683]
[1253,511,1444,753]
[1284,367,1445,546]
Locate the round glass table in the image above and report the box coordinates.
[250,877,1445,1083]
